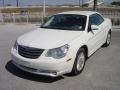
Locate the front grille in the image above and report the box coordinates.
[18,45,44,59]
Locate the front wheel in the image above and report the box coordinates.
[71,48,86,75]
[103,31,111,47]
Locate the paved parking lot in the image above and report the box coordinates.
[0,24,120,90]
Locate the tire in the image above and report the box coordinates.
[71,48,86,75]
[103,31,111,47]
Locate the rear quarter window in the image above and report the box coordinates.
[90,13,104,26]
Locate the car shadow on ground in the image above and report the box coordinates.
[5,60,64,83]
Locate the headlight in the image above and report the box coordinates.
[14,41,18,50]
[46,44,70,59]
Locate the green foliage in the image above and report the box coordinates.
[111,1,120,6]
[43,17,50,23]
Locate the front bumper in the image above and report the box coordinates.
[11,48,73,77]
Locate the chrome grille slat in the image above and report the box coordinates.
[18,45,44,59]
[18,49,41,56]
[19,46,42,53]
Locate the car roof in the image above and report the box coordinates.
[57,11,98,16]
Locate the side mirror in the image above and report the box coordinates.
[91,25,99,30]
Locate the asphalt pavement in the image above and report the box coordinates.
[0,24,120,90]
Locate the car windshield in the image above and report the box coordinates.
[41,14,87,31]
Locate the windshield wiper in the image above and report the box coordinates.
[41,26,69,30]
[41,26,82,31]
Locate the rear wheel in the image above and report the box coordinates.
[103,31,111,47]
[71,48,86,75]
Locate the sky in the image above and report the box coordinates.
[0,0,120,6]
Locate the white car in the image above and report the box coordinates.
[11,11,112,77]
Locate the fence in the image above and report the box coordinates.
[0,12,44,24]
[0,7,120,25]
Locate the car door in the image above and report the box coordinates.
[87,13,105,55]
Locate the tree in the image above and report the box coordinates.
[111,1,120,6]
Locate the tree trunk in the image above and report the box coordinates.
[16,0,19,7]
[93,0,97,11]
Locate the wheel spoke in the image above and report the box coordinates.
[107,33,111,45]
[77,52,85,71]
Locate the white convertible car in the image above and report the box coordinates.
[11,11,112,77]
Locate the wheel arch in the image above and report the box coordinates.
[77,45,88,59]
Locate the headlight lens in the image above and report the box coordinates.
[46,44,70,59]
[14,41,18,50]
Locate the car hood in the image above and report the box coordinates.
[18,28,84,49]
